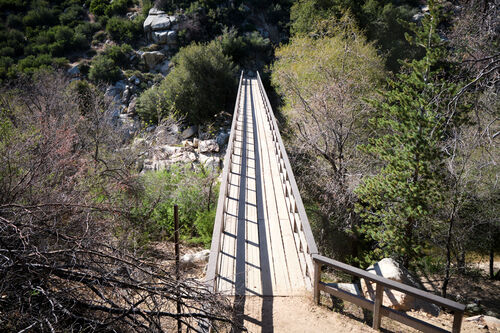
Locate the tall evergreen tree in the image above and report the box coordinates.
[355,0,461,268]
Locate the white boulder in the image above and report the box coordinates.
[180,249,210,269]
[361,258,419,311]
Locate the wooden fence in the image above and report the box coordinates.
[313,254,465,333]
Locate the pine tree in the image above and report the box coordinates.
[355,0,460,268]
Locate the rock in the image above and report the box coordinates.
[157,60,171,76]
[180,250,210,269]
[361,258,421,311]
[141,51,165,70]
[216,131,230,146]
[326,283,363,296]
[148,7,166,15]
[199,154,221,171]
[126,12,138,20]
[122,87,131,103]
[466,303,482,314]
[152,30,169,44]
[182,140,193,148]
[198,139,219,153]
[127,97,137,114]
[67,65,80,76]
[483,316,500,330]
[144,13,176,32]
[181,125,197,139]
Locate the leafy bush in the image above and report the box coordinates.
[89,0,107,16]
[105,16,144,43]
[102,43,132,67]
[139,165,218,247]
[23,8,58,28]
[6,14,24,29]
[59,4,86,26]
[105,0,129,16]
[88,54,121,83]
[75,22,101,39]
[16,54,68,75]
[137,40,237,124]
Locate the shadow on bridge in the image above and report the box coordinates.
[229,78,274,332]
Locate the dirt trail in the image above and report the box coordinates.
[238,295,489,333]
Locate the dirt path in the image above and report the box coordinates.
[238,295,490,333]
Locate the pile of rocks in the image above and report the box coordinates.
[134,123,230,172]
[143,8,179,47]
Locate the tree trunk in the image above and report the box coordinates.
[442,216,455,298]
[490,246,495,279]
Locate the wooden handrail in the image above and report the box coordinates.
[256,72,319,280]
[205,71,244,291]
[313,253,465,333]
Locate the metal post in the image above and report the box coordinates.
[174,204,181,333]
[373,283,383,330]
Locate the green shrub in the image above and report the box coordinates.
[59,4,86,26]
[105,16,144,43]
[88,54,121,83]
[137,40,237,124]
[75,22,101,39]
[92,30,107,43]
[103,43,132,67]
[16,54,67,75]
[23,8,58,28]
[139,166,219,246]
[6,14,24,30]
[89,0,108,16]
[105,0,129,16]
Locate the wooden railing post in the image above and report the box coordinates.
[452,311,463,333]
[313,260,321,304]
[373,283,383,330]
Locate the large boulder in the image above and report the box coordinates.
[361,258,421,311]
[141,51,165,70]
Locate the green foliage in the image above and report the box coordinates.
[105,0,130,16]
[105,15,144,43]
[23,7,59,28]
[16,54,68,74]
[220,27,271,70]
[137,40,237,124]
[290,0,421,71]
[138,166,219,247]
[354,1,463,268]
[59,4,86,26]
[88,54,121,83]
[89,0,108,16]
[102,43,132,67]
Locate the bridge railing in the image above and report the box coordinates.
[313,254,465,333]
[206,70,244,292]
[256,72,319,282]
[256,72,465,333]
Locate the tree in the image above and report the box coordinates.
[272,14,385,259]
[354,1,463,269]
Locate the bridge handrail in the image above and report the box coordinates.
[312,254,465,333]
[256,72,318,279]
[206,70,244,291]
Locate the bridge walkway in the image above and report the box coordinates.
[216,77,307,297]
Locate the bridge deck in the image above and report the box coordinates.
[216,77,307,296]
